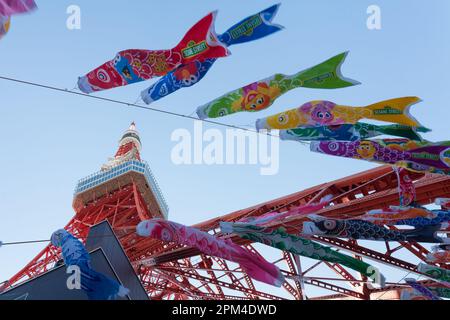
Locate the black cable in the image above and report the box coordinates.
[0,234,121,247]
[0,75,282,138]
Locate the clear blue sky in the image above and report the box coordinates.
[0,0,449,298]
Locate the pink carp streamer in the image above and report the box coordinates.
[0,0,36,16]
[239,195,332,226]
[136,219,284,287]
[394,167,416,206]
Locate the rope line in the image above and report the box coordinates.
[0,234,121,246]
[0,75,284,138]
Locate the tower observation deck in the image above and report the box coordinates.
[73,122,169,218]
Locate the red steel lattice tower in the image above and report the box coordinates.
[2,123,450,300]
[1,122,169,293]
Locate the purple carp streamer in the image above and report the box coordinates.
[310,140,450,172]
[0,0,36,16]
[0,0,36,39]
[403,278,441,300]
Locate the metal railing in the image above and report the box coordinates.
[74,160,169,217]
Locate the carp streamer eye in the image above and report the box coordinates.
[278,114,288,124]
[161,229,172,242]
[324,220,337,230]
[328,142,340,152]
[113,54,121,65]
[218,108,228,117]
[317,111,332,120]
[183,75,198,86]
[97,69,110,83]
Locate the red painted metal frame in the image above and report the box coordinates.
[2,166,450,299]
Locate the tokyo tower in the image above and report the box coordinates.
[1,123,449,300]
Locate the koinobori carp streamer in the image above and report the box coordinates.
[51,229,129,300]
[394,167,417,206]
[196,52,360,119]
[279,123,429,142]
[218,3,283,46]
[220,222,385,286]
[256,97,423,130]
[141,4,284,104]
[400,289,431,300]
[358,206,437,225]
[417,263,450,283]
[390,209,450,227]
[0,0,36,40]
[0,0,36,16]
[78,12,229,93]
[428,286,450,299]
[237,195,332,226]
[301,215,446,243]
[0,15,9,38]
[426,245,450,264]
[396,161,450,176]
[136,219,285,287]
[404,279,441,300]
[388,141,450,175]
[310,140,450,171]
[436,198,450,210]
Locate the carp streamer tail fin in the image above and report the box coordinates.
[294,51,361,89]
[219,3,284,46]
[377,124,426,141]
[364,97,423,127]
[220,221,285,287]
[408,145,450,169]
[234,249,285,287]
[175,11,230,62]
